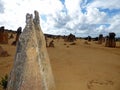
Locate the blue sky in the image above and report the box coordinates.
[0,0,120,37]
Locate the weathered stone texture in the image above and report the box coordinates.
[0,26,8,44]
[11,27,22,45]
[7,11,55,90]
[98,34,103,44]
[105,33,116,47]
[64,33,76,42]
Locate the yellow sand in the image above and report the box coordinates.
[0,36,120,90]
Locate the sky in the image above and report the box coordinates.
[0,0,120,37]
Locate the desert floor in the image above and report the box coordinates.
[0,37,120,90]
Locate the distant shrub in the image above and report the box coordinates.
[0,74,8,90]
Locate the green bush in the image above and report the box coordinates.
[0,74,8,89]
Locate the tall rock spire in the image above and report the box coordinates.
[7,11,55,90]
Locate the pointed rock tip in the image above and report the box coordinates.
[26,13,33,24]
[33,10,40,25]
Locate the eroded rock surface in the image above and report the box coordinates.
[7,11,55,90]
[0,26,8,44]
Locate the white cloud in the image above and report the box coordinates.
[0,0,120,37]
[0,0,4,13]
[65,0,82,15]
[87,0,120,9]
[108,15,120,33]
[86,7,107,24]
[0,0,64,30]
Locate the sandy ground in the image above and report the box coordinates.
[0,36,120,90]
